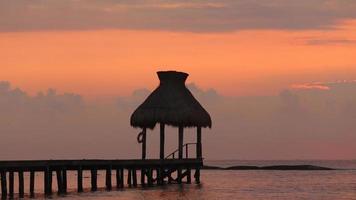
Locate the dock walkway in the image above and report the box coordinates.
[0,158,202,198]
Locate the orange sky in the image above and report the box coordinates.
[1,20,356,99]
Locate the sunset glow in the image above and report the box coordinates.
[1,20,356,98]
[1,0,356,162]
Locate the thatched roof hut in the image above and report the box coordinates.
[130,71,211,163]
[130,71,212,129]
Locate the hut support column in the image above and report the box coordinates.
[195,126,202,183]
[141,128,147,186]
[197,127,202,159]
[159,123,165,185]
[178,126,184,183]
[178,126,184,159]
[142,128,147,159]
[160,124,165,159]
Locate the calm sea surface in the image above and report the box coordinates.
[10,160,356,199]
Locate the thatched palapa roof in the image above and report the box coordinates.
[130,71,212,129]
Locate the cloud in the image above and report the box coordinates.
[1,0,356,32]
[0,80,356,160]
[291,80,356,90]
[291,83,331,90]
[304,39,356,45]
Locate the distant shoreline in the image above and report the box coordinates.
[202,165,336,170]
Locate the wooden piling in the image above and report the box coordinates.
[132,169,137,187]
[56,170,63,194]
[44,168,52,196]
[19,170,24,198]
[77,167,83,192]
[156,168,161,185]
[29,171,35,198]
[140,169,145,186]
[0,171,6,199]
[91,169,98,191]
[194,168,200,184]
[116,168,124,188]
[147,169,153,186]
[186,168,191,184]
[127,169,132,187]
[106,167,112,190]
[9,171,14,198]
[62,169,67,193]
[154,168,160,185]
[116,169,120,188]
[167,169,173,184]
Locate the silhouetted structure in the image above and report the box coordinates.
[0,71,211,198]
[131,70,212,183]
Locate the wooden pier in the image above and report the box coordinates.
[0,158,202,198]
[0,71,211,199]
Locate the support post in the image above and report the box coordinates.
[9,171,14,198]
[178,126,184,183]
[91,169,97,191]
[194,168,200,184]
[178,126,184,159]
[160,123,165,159]
[44,167,52,196]
[19,170,24,198]
[195,126,202,183]
[159,123,165,185]
[141,168,146,186]
[187,168,192,184]
[116,169,121,188]
[106,166,112,190]
[142,128,147,160]
[127,169,132,187]
[0,171,7,199]
[132,169,137,187]
[62,169,67,193]
[30,171,35,198]
[186,144,189,158]
[147,169,153,186]
[157,168,163,185]
[116,168,124,188]
[77,167,83,192]
[56,170,63,194]
[197,127,202,159]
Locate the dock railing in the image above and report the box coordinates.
[165,143,197,159]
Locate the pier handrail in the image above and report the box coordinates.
[165,143,197,159]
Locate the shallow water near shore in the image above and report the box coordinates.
[7,160,356,199]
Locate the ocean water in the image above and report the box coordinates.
[5,160,356,200]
